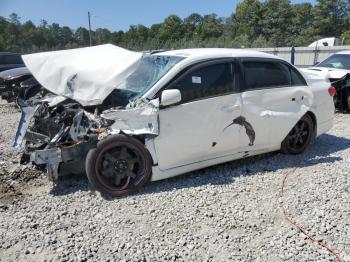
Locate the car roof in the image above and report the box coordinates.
[157,48,279,60]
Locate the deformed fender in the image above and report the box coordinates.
[101,100,159,136]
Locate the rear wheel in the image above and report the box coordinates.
[85,135,152,196]
[281,114,314,155]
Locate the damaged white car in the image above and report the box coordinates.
[14,45,335,196]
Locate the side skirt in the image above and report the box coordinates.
[150,145,280,182]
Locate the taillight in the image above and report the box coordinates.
[328,86,336,97]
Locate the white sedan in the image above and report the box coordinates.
[18,46,335,196]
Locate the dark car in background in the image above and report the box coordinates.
[0,67,42,102]
[0,52,25,72]
[303,51,350,112]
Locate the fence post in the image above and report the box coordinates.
[291,46,295,65]
[313,44,319,65]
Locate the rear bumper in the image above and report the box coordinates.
[317,118,334,137]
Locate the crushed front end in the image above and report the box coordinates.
[14,90,159,182]
[14,95,111,181]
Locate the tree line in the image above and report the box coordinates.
[1,0,350,54]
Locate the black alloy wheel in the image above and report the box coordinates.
[86,135,152,196]
[281,114,314,155]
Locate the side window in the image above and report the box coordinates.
[290,67,307,86]
[172,63,234,103]
[243,60,291,90]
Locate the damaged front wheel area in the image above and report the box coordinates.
[85,135,152,196]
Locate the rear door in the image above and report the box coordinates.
[154,59,244,170]
[239,58,313,150]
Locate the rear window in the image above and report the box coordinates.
[243,61,290,89]
[0,55,23,65]
[242,60,307,90]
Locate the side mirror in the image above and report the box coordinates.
[160,89,181,107]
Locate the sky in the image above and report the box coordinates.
[1,0,316,32]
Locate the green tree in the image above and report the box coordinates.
[312,0,350,37]
[260,0,294,47]
[230,0,262,41]
[197,14,223,40]
[158,15,183,43]
[183,13,203,40]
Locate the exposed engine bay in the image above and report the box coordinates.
[14,89,158,181]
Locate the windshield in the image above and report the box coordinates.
[116,55,185,101]
[316,54,350,70]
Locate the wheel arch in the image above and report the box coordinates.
[118,133,157,166]
[305,110,317,137]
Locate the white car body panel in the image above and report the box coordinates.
[154,93,243,170]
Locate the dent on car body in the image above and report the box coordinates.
[224,116,255,146]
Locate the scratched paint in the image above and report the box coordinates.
[224,116,256,146]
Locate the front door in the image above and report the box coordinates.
[154,61,243,170]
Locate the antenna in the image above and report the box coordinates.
[88,11,92,46]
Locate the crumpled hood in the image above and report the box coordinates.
[22,44,143,106]
[0,67,30,80]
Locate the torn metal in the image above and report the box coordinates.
[101,101,159,136]
[331,73,350,111]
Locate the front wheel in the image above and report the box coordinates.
[281,114,314,155]
[85,135,153,196]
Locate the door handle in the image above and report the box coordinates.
[222,105,240,112]
[261,111,272,119]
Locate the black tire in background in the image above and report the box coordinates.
[281,114,314,155]
[85,134,153,197]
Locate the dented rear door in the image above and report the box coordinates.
[239,58,313,150]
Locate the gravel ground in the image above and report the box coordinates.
[0,98,349,262]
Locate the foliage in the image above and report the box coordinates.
[1,0,350,53]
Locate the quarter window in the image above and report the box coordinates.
[290,67,307,86]
[171,63,234,103]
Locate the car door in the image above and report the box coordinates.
[153,60,244,170]
[239,58,313,150]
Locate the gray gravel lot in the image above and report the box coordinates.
[0,98,349,262]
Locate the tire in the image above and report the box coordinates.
[85,134,152,197]
[281,114,314,155]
